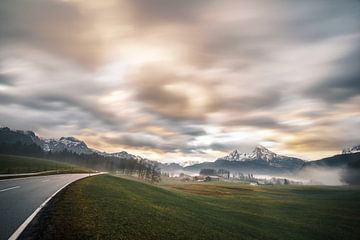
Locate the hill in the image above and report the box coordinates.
[0,154,90,174]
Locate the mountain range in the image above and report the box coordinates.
[1,127,359,178]
[184,145,305,174]
[0,127,145,161]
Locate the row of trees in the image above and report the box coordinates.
[199,168,230,178]
[0,142,161,182]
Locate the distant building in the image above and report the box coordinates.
[193,175,205,181]
[205,176,220,182]
[180,173,192,182]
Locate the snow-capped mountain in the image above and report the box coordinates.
[0,127,144,160]
[0,127,93,154]
[100,151,144,161]
[220,145,280,162]
[342,145,360,154]
[179,160,200,167]
[185,145,305,173]
[42,137,93,155]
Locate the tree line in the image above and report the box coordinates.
[0,141,161,182]
[199,168,230,178]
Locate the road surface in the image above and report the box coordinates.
[0,174,93,240]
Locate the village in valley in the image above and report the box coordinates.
[161,168,302,185]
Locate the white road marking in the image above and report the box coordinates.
[0,186,20,192]
[8,173,103,240]
[41,179,49,183]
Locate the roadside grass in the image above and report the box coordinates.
[0,154,91,174]
[23,174,360,240]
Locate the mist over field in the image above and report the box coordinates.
[295,167,345,185]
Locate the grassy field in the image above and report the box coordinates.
[0,154,90,174]
[22,174,360,240]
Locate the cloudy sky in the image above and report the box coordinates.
[1,0,360,162]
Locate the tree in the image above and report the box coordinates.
[200,168,216,176]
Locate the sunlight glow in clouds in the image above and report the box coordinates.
[0,0,360,162]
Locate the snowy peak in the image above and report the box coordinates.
[42,136,92,155]
[0,126,148,161]
[251,145,278,161]
[108,151,143,161]
[221,149,249,161]
[220,145,278,162]
[178,160,200,167]
[342,145,360,154]
[215,145,304,170]
[59,137,84,143]
[58,137,88,148]
[228,149,241,159]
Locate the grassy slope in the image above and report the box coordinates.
[24,175,360,240]
[0,154,90,174]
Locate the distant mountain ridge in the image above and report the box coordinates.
[342,145,360,154]
[218,145,304,167]
[303,147,360,169]
[185,146,305,174]
[41,137,93,155]
[301,147,360,185]
[1,127,359,177]
[0,127,145,161]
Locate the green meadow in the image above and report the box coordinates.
[24,174,360,240]
[0,154,90,174]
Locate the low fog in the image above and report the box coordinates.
[294,167,346,186]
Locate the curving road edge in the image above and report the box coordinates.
[8,173,104,240]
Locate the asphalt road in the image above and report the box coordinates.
[0,174,92,240]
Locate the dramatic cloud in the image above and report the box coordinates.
[0,0,359,162]
[305,43,360,103]
[0,0,105,68]
[129,64,220,121]
[0,73,14,86]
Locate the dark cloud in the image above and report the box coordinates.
[102,133,195,154]
[0,92,15,103]
[131,65,220,121]
[104,134,165,150]
[100,130,214,154]
[222,91,282,112]
[0,89,123,130]
[38,94,123,127]
[224,116,281,129]
[182,0,360,69]
[133,70,189,118]
[127,0,209,26]
[0,73,14,85]
[0,0,103,68]
[305,45,360,103]
[180,126,207,136]
[268,1,360,43]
